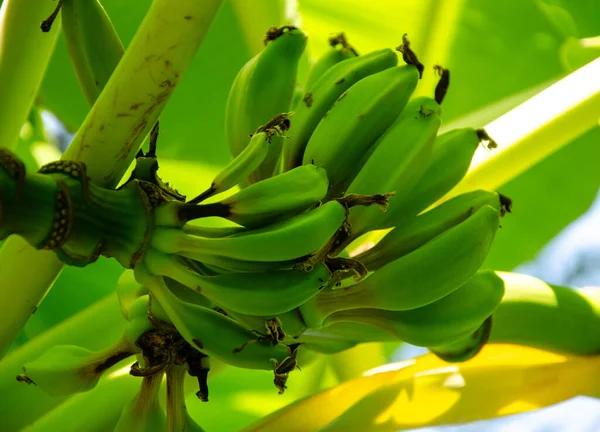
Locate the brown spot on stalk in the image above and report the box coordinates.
[433,65,450,104]
[40,0,63,32]
[396,34,424,78]
[264,25,298,44]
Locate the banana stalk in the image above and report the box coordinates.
[0,0,61,150]
[0,0,225,357]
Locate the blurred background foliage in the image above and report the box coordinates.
[3,0,599,430]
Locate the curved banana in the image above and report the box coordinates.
[182,222,246,238]
[123,294,156,346]
[143,248,333,316]
[116,269,147,321]
[135,264,292,370]
[225,25,307,183]
[324,269,505,347]
[180,164,329,229]
[342,96,442,241]
[299,204,501,328]
[490,271,600,355]
[17,336,136,397]
[114,373,166,432]
[61,0,125,105]
[356,190,511,271]
[188,114,291,204]
[302,322,397,343]
[430,316,493,363]
[304,32,358,91]
[182,253,299,273]
[380,128,500,230]
[301,63,420,194]
[282,48,398,172]
[151,199,348,262]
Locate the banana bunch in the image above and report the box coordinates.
[22,23,600,429]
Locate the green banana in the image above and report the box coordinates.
[136,264,293,371]
[114,373,166,432]
[341,96,442,242]
[181,164,329,229]
[152,199,348,262]
[116,269,147,321]
[291,81,305,110]
[17,336,136,397]
[143,248,333,316]
[490,271,600,355]
[225,25,307,184]
[299,204,501,328]
[182,253,299,273]
[302,322,397,343]
[355,190,511,271]
[430,316,493,363]
[380,128,500,230]
[301,63,420,194]
[124,295,155,345]
[182,222,246,238]
[282,48,398,172]
[61,0,125,105]
[324,269,505,347]
[303,32,359,91]
[188,114,291,204]
[166,365,206,432]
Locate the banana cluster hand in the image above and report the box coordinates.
[20,23,598,426]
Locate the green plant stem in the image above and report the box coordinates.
[0,294,124,431]
[439,56,600,203]
[0,0,225,357]
[0,0,61,151]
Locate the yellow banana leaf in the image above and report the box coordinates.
[243,344,600,432]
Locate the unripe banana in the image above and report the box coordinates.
[226,26,307,183]
[430,316,493,362]
[490,271,600,355]
[182,223,246,238]
[166,365,206,432]
[151,199,348,262]
[324,269,505,347]
[117,269,148,321]
[304,32,359,90]
[282,48,398,172]
[61,0,125,105]
[380,128,499,230]
[136,264,292,370]
[114,372,166,432]
[124,295,155,345]
[301,64,420,194]
[18,336,136,397]
[299,204,501,328]
[182,253,299,273]
[181,165,329,229]
[143,248,333,316]
[356,190,511,271]
[188,114,291,204]
[302,322,397,343]
[341,96,442,241]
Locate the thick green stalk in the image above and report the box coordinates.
[0,0,61,150]
[439,56,600,203]
[0,0,225,357]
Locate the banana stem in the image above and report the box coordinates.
[0,0,225,357]
[439,56,600,203]
[166,364,190,432]
[0,0,61,151]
